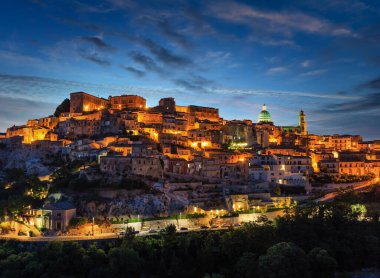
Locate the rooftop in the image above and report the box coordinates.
[43,201,76,210]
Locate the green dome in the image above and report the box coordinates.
[258,104,272,123]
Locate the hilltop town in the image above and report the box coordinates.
[0,92,379,235]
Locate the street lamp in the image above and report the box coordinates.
[92,217,94,236]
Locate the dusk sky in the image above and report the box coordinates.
[1,0,380,139]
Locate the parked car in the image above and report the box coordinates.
[133,230,140,234]
[211,224,219,229]
[200,225,209,230]
[149,229,157,233]
[234,223,241,227]
[118,230,126,236]
[180,227,188,231]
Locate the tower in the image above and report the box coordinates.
[299,110,307,135]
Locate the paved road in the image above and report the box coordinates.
[0,226,238,242]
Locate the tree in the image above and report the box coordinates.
[54,98,70,117]
[235,252,257,277]
[308,248,337,278]
[108,246,143,276]
[257,242,309,278]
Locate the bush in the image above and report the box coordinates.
[69,217,86,227]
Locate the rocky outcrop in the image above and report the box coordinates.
[0,149,55,177]
[74,189,188,219]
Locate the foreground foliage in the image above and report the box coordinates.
[1,195,380,277]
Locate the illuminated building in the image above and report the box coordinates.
[70,92,109,114]
[109,95,146,110]
[258,104,272,123]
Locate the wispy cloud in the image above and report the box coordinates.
[128,50,165,75]
[267,66,288,75]
[299,69,327,77]
[77,49,111,66]
[121,65,145,78]
[80,36,116,52]
[156,19,192,49]
[136,37,192,67]
[300,60,311,68]
[209,2,357,37]
[174,75,215,92]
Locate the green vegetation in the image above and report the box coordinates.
[53,98,70,117]
[334,184,380,220]
[0,169,48,219]
[69,217,87,227]
[51,160,150,192]
[2,189,380,277]
[311,173,375,185]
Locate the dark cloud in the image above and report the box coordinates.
[128,50,164,74]
[121,65,145,77]
[174,75,214,92]
[156,19,192,49]
[183,2,217,36]
[75,1,115,13]
[80,36,116,52]
[51,16,101,32]
[358,75,380,90]
[138,37,192,67]
[77,49,111,66]
[324,92,380,113]
[318,75,380,113]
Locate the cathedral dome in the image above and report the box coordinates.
[258,104,272,123]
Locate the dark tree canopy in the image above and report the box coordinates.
[53,98,70,117]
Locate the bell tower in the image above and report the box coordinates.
[299,110,307,135]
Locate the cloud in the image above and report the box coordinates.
[156,19,192,49]
[326,76,380,116]
[174,75,214,92]
[358,75,380,90]
[77,49,111,66]
[209,87,357,100]
[121,65,145,77]
[0,95,56,132]
[267,66,288,75]
[0,49,44,67]
[137,37,192,67]
[249,37,296,46]
[300,60,311,68]
[51,16,101,32]
[209,2,357,37]
[128,50,164,74]
[329,92,380,112]
[80,36,116,52]
[75,1,115,13]
[299,69,327,77]
[204,51,230,63]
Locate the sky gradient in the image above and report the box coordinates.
[1,0,380,139]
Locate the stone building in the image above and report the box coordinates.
[25,201,76,231]
[109,95,146,110]
[70,92,109,114]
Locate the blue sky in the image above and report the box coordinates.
[1,0,380,139]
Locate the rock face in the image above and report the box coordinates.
[0,149,55,177]
[74,189,188,219]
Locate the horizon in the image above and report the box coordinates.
[1,0,380,139]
